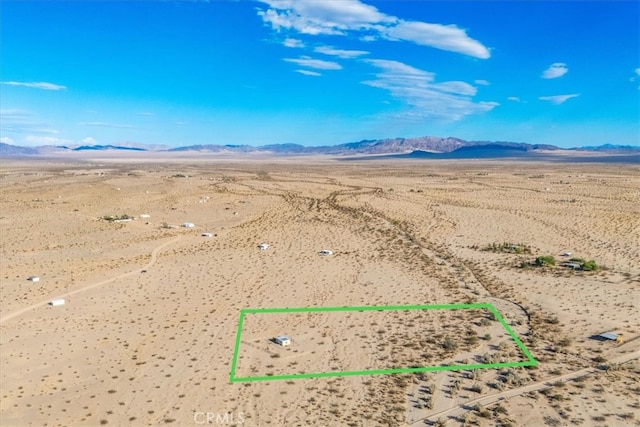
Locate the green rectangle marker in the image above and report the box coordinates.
[230,303,537,382]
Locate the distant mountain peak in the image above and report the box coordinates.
[72,144,147,151]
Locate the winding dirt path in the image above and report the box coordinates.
[410,347,640,425]
[0,236,182,325]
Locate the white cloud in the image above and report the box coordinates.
[474,79,490,86]
[283,38,304,48]
[295,69,321,77]
[257,0,490,59]
[542,63,568,79]
[539,93,580,104]
[78,121,135,129]
[635,68,640,76]
[2,81,67,91]
[283,56,342,70]
[384,20,490,59]
[136,111,155,116]
[82,137,97,144]
[314,45,369,59]
[258,0,393,35]
[24,135,72,146]
[362,59,498,121]
[507,96,521,102]
[0,136,15,144]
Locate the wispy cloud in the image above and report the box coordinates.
[295,69,322,77]
[474,79,490,86]
[362,59,498,121]
[25,135,73,146]
[0,109,59,134]
[507,96,521,102]
[541,63,568,79]
[283,38,304,48]
[0,136,15,144]
[78,122,136,129]
[283,56,342,70]
[82,137,98,144]
[136,112,155,117]
[2,81,67,91]
[539,93,579,104]
[314,45,369,59]
[384,20,490,59]
[631,68,640,89]
[257,0,490,59]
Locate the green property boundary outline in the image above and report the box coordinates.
[229,303,537,383]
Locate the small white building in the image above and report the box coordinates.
[319,250,333,256]
[202,232,213,237]
[182,222,195,228]
[49,299,65,307]
[140,214,150,218]
[27,276,40,282]
[274,336,291,346]
[258,243,270,250]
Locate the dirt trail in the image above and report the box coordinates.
[0,236,182,325]
[410,347,640,425]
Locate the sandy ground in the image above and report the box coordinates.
[1,156,638,427]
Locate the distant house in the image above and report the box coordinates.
[140,214,150,218]
[319,250,333,256]
[27,276,40,282]
[182,222,195,228]
[48,299,65,307]
[258,243,270,250]
[599,332,624,343]
[560,261,581,270]
[201,232,213,237]
[274,336,291,346]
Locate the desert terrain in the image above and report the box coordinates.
[1,155,639,426]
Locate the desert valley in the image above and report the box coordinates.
[1,154,638,426]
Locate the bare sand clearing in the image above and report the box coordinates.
[1,157,638,426]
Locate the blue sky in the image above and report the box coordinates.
[1,0,638,148]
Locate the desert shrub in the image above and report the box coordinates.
[442,336,457,351]
[469,383,483,394]
[535,256,555,266]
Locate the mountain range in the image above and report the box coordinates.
[1,137,638,158]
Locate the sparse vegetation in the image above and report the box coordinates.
[100,214,133,222]
[480,242,532,254]
[535,255,556,267]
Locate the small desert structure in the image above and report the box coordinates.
[140,214,150,218]
[561,251,572,257]
[598,332,624,343]
[201,232,213,237]
[274,336,291,346]
[182,222,195,228]
[27,276,40,282]
[258,243,270,250]
[561,261,581,270]
[319,249,333,256]
[48,299,65,307]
